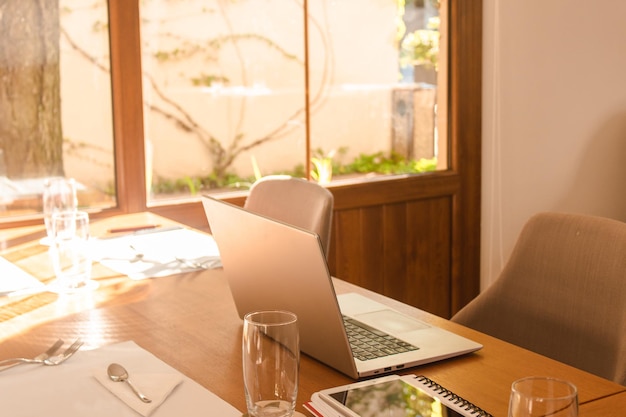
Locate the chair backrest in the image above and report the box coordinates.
[452,212,626,385]
[244,175,334,257]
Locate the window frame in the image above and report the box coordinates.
[108,0,146,216]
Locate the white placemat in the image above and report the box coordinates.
[0,340,242,417]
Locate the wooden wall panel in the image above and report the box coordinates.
[401,198,451,317]
[329,195,452,318]
[381,203,408,300]
[359,206,386,292]
[331,209,379,292]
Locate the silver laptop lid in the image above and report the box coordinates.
[201,195,359,378]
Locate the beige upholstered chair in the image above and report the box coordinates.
[244,175,334,257]
[452,212,626,385]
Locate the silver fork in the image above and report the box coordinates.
[0,338,64,371]
[175,256,221,269]
[43,338,83,366]
[0,338,82,367]
[175,257,205,269]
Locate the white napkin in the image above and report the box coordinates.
[94,367,183,416]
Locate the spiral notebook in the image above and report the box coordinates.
[305,374,493,417]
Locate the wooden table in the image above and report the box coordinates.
[1,213,625,416]
[579,391,626,417]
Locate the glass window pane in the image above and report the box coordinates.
[140,0,446,202]
[0,0,116,220]
[140,0,306,203]
[309,0,446,184]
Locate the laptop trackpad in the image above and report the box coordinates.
[354,309,430,333]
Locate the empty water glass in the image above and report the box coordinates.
[48,211,96,292]
[243,310,299,417]
[43,177,78,239]
[508,376,578,417]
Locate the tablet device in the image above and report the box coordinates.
[314,374,492,417]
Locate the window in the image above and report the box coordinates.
[139,0,447,204]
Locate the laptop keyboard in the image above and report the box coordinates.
[343,316,419,361]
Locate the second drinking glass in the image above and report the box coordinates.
[242,310,299,417]
[508,376,578,417]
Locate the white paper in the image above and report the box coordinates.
[92,228,221,280]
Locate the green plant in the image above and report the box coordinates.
[400,16,440,70]
[310,148,346,184]
[150,149,437,195]
[339,151,436,175]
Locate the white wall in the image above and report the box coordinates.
[481,0,626,288]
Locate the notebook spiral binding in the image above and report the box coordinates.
[415,375,494,417]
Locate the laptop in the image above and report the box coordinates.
[201,196,482,379]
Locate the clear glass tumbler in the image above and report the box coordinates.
[43,177,78,239]
[48,210,95,292]
[508,376,578,417]
[243,310,299,417]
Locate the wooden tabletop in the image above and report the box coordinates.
[579,391,626,417]
[1,213,625,416]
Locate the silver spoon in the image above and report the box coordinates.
[107,363,152,403]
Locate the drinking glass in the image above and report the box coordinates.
[43,177,78,239]
[48,210,96,292]
[243,310,299,417]
[508,377,578,417]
